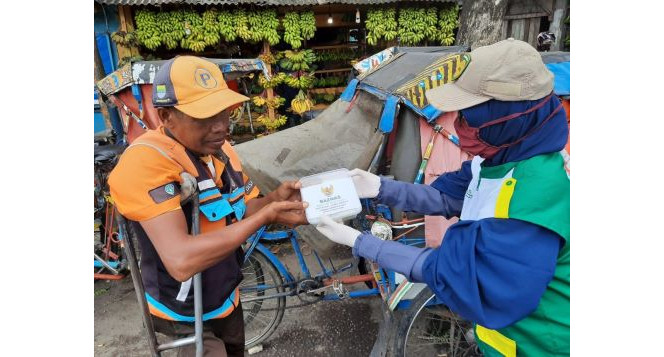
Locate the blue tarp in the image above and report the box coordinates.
[546,62,570,96]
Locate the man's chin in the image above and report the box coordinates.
[203,141,224,153]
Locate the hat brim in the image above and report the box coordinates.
[176,88,249,119]
[425,82,492,112]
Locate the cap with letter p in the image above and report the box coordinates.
[152,56,249,119]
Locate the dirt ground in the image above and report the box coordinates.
[94,241,390,357]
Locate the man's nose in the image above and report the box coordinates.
[210,119,227,133]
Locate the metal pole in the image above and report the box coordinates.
[191,196,204,357]
[240,79,255,134]
[94,253,120,275]
[116,214,161,357]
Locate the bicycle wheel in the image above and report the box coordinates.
[240,249,286,348]
[394,287,481,357]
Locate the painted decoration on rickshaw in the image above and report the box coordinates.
[397,54,471,108]
[353,47,396,75]
[96,63,133,96]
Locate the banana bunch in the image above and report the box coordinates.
[134,9,161,50]
[111,31,137,46]
[365,9,384,46]
[247,11,264,43]
[179,10,207,52]
[365,8,397,46]
[424,8,439,41]
[383,8,398,41]
[245,10,280,45]
[201,9,220,47]
[234,9,252,41]
[299,11,316,40]
[156,11,185,50]
[290,90,313,115]
[230,106,243,120]
[263,9,281,45]
[279,49,317,71]
[257,114,288,132]
[283,12,302,49]
[258,52,277,65]
[217,10,237,42]
[398,8,427,46]
[438,4,459,45]
[266,96,286,109]
[283,74,315,90]
[252,96,267,107]
[258,72,286,89]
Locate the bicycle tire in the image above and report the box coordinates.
[240,249,286,348]
[393,287,480,357]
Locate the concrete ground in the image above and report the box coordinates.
[94,240,389,357]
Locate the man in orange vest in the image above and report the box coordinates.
[109,56,308,356]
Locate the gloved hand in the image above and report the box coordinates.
[315,216,361,247]
[348,168,381,199]
[180,172,198,203]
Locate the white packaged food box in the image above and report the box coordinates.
[299,168,362,225]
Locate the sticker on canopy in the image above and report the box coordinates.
[397,53,471,108]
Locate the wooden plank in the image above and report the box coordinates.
[314,68,353,74]
[527,17,540,47]
[511,19,526,41]
[504,12,548,20]
[122,6,140,57]
[310,44,360,50]
[116,5,134,60]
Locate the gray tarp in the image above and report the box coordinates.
[235,91,384,255]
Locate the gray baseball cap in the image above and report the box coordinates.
[426,38,554,111]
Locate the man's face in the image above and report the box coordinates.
[159,107,231,155]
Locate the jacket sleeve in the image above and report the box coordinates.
[421,218,562,329]
[352,218,562,330]
[375,160,472,218]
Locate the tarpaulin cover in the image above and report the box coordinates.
[235,91,384,255]
[546,62,570,96]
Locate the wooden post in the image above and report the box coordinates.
[262,41,276,123]
[548,0,567,51]
[117,5,140,60]
[94,37,113,133]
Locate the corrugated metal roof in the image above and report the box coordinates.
[95,0,456,6]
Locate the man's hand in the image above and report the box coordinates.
[262,200,309,227]
[348,169,381,199]
[270,180,302,203]
[315,216,361,247]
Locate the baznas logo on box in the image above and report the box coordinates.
[321,185,334,197]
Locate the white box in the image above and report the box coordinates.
[299,168,362,225]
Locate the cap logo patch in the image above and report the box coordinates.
[156,85,167,99]
[195,68,218,89]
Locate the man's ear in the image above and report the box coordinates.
[157,108,174,128]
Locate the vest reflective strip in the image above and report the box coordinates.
[476,325,516,357]
[494,178,517,219]
[198,179,216,191]
[176,277,192,302]
[145,289,238,322]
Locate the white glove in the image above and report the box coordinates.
[179,172,198,203]
[348,168,381,199]
[315,216,361,247]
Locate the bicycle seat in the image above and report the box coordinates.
[94,144,127,163]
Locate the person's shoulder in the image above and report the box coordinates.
[109,133,182,189]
